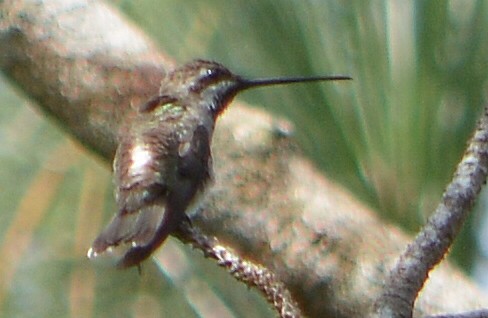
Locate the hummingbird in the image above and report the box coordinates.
[87,59,351,268]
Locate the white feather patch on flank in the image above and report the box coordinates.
[129,144,152,177]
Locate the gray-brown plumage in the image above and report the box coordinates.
[87,59,351,268]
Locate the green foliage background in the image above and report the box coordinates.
[0,1,487,317]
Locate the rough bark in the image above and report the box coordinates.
[1,1,487,317]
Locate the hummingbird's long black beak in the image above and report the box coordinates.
[237,75,352,91]
[211,74,352,117]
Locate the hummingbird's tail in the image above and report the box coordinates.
[87,203,177,268]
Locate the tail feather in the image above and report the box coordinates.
[116,204,182,268]
[90,214,136,253]
[88,204,167,262]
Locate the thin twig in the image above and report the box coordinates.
[174,219,303,318]
[373,106,488,318]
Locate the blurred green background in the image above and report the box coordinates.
[0,0,487,317]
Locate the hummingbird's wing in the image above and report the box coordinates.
[88,119,175,261]
[116,125,213,268]
[88,117,212,268]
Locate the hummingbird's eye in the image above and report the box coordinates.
[204,68,224,81]
[190,67,229,93]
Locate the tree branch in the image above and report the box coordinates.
[373,107,488,318]
[1,1,487,317]
[175,220,303,318]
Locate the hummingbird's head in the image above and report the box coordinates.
[159,59,352,118]
[161,59,243,117]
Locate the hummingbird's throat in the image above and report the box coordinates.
[201,81,240,116]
